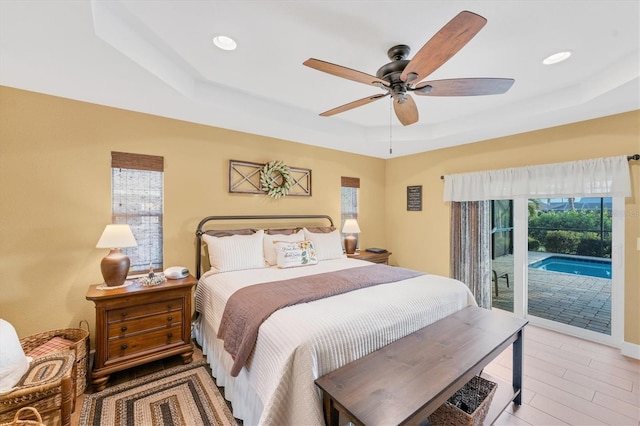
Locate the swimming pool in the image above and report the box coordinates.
[529,256,611,279]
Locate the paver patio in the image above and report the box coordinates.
[491,253,611,335]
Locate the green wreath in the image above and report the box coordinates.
[260,160,293,199]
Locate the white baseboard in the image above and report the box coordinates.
[621,341,640,360]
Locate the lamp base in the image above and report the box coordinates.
[344,235,357,255]
[101,249,130,287]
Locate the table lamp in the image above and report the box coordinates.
[342,219,361,255]
[96,224,138,287]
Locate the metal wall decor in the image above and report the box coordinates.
[229,160,312,197]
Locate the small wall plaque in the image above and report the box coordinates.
[407,185,422,211]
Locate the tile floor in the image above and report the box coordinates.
[489,325,639,425]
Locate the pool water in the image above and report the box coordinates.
[529,256,611,279]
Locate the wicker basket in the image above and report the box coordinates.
[19,321,90,397]
[0,407,45,426]
[428,376,497,426]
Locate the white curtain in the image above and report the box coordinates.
[444,156,631,202]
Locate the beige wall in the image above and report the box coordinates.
[386,110,640,345]
[1,86,638,347]
[0,86,386,337]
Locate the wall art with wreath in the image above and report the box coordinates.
[228,160,312,197]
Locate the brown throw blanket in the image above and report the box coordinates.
[218,264,425,376]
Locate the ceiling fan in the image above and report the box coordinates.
[303,10,514,126]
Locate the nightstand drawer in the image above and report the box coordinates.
[107,311,182,337]
[107,298,182,322]
[107,324,184,360]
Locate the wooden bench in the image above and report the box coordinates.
[315,306,528,426]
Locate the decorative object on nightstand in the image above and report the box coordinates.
[85,275,197,391]
[137,274,167,286]
[95,224,137,287]
[342,219,361,255]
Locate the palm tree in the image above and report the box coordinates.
[528,199,540,217]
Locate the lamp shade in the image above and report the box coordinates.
[96,224,137,249]
[342,219,361,234]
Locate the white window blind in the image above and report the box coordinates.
[341,176,360,221]
[111,152,164,273]
[444,156,631,202]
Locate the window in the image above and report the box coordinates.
[111,152,164,273]
[341,176,359,247]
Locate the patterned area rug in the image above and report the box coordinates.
[79,361,237,426]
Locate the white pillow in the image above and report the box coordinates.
[264,230,305,266]
[303,228,345,261]
[0,319,31,394]
[202,230,265,273]
[274,240,318,268]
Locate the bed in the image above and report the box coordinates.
[192,215,476,425]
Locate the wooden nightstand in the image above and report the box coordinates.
[86,275,197,391]
[347,250,391,264]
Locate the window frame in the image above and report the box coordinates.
[111,151,164,274]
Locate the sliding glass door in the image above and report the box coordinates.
[493,197,623,346]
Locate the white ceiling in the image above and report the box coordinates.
[1,1,638,159]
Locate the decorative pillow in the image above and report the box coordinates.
[303,228,345,261]
[204,228,255,237]
[304,226,335,233]
[274,240,318,268]
[0,319,31,394]
[202,230,265,273]
[265,228,299,235]
[264,229,305,266]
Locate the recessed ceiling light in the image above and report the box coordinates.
[542,50,572,65]
[213,35,237,51]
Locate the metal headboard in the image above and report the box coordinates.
[195,214,334,279]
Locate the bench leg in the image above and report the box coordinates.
[513,329,523,405]
[323,393,340,426]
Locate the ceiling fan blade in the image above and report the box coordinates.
[304,58,390,88]
[414,78,515,96]
[319,93,388,117]
[393,94,419,126]
[401,11,487,84]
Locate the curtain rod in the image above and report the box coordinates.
[439,154,640,180]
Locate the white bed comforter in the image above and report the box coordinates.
[194,258,476,425]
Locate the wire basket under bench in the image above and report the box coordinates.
[428,375,497,426]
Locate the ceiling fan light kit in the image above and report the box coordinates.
[303,10,514,126]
